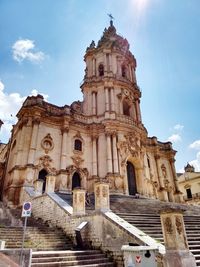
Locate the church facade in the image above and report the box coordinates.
[0,21,182,206]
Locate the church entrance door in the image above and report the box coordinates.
[127,161,137,195]
[38,169,48,193]
[72,172,81,190]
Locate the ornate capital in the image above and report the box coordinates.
[155,154,160,160]
[61,126,69,134]
[32,117,40,125]
[169,158,176,164]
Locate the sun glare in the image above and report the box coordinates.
[130,0,150,14]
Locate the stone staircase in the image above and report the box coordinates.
[31,250,114,267]
[0,202,114,267]
[0,225,72,250]
[110,195,200,266]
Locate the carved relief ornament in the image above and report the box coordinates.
[71,155,84,167]
[164,217,173,234]
[41,133,54,154]
[38,155,56,175]
[175,216,183,235]
[117,133,142,163]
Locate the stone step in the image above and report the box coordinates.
[31,254,105,263]
[31,250,113,267]
[31,258,112,267]
[32,251,104,257]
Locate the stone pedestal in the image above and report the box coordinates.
[73,188,85,215]
[34,180,43,196]
[45,175,56,193]
[160,208,196,267]
[94,182,110,212]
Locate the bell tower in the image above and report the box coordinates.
[81,19,142,126]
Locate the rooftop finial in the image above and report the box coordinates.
[107,13,114,26]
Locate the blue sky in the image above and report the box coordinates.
[0,0,200,172]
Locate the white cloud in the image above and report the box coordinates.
[189,140,200,150]
[174,124,184,131]
[30,89,49,101]
[0,80,48,143]
[188,152,200,172]
[12,39,45,63]
[167,134,182,143]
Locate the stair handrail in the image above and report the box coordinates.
[103,211,166,255]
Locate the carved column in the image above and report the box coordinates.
[45,174,56,193]
[92,92,96,115]
[60,127,68,170]
[28,118,40,164]
[105,88,109,111]
[128,65,132,81]
[94,181,110,212]
[112,133,119,173]
[92,58,95,76]
[109,54,112,72]
[106,133,113,173]
[15,119,28,166]
[59,125,69,192]
[73,188,85,215]
[132,101,137,121]
[104,54,107,72]
[132,68,136,83]
[110,88,115,112]
[155,155,168,201]
[136,99,141,122]
[160,209,196,267]
[92,135,98,176]
[170,158,181,195]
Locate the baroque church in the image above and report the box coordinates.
[0,19,182,206]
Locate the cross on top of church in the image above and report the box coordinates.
[107,13,114,26]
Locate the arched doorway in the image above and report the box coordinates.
[72,172,81,190]
[127,161,137,195]
[38,169,48,193]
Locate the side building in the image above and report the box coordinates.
[0,20,182,206]
[178,163,200,204]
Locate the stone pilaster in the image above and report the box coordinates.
[110,88,115,112]
[155,155,168,201]
[92,135,98,176]
[34,179,43,196]
[27,118,40,164]
[106,132,113,173]
[169,158,182,202]
[60,127,68,170]
[105,88,109,111]
[135,99,141,122]
[112,133,119,173]
[15,122,26,166]
[45,174,56,193]
[94,181,110,212]
[160,209,196,267]
[73,188,85,215]
[92,91,96,115]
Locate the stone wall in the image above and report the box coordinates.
[28,191,164,267]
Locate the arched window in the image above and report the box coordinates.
[98,64,104,76]
[123,100,130,116]
[121,65,126,78]
[74,139,82,151]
